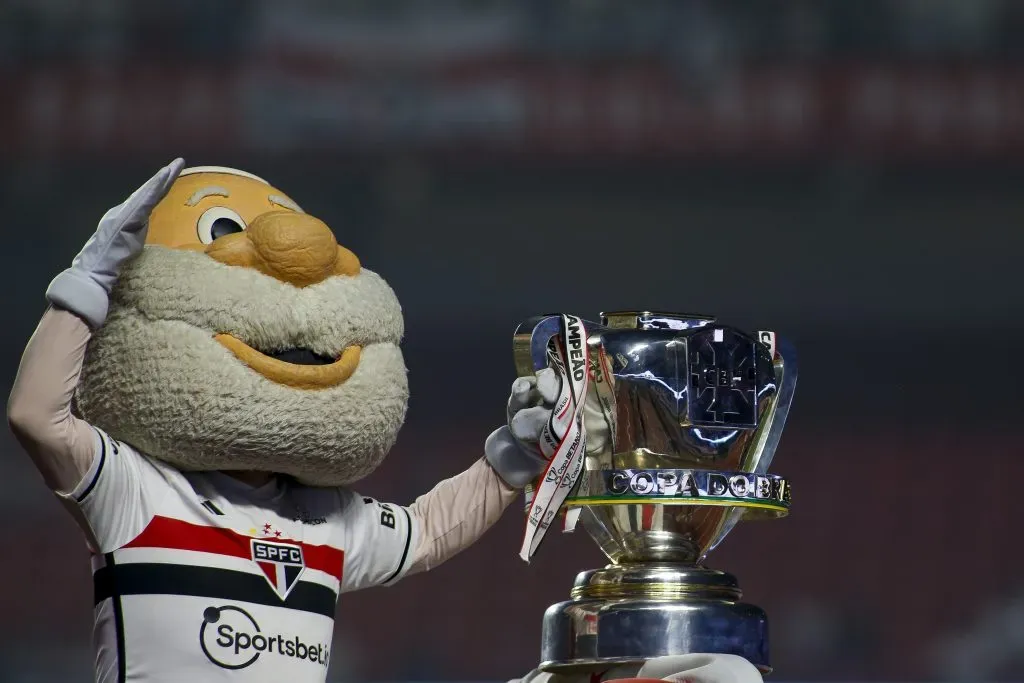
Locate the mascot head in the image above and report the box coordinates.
[74,166,408,486]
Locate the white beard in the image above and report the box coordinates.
[75,246,409,487]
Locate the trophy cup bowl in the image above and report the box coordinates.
[513,312,797,675]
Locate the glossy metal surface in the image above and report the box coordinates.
[579,505,728,563]
[567,469,791,510]
[569,470,790,563]
[540,565,770,674]
[706,337,799,554]
[512,310,797,564]
[512,310,795,672]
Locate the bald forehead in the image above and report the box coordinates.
[180,166,269,184]
[169,172,303,213]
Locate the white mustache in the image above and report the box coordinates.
[110,245,404,358]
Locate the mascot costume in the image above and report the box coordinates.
[8,160,762,683]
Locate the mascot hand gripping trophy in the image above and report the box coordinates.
[7,160,767,683]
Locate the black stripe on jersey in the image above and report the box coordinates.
[93,563,337,619]
[382,506,413,585]
[102,553,128,683]
[74,428,107,503]
[201,500,225,516]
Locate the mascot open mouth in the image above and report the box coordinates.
[214,333,361,390]
[264,347,336,365]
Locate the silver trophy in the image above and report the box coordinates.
[513,311,797,674]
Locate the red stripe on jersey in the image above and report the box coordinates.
[123,515,344,581]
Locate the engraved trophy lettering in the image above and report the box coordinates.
[513,311,797,674]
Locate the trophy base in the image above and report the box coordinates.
[539,564,770,675]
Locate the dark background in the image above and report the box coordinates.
[1,1,1023,681]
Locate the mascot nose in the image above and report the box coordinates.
[205,211,361,286]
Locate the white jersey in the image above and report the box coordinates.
[60,427,418,683]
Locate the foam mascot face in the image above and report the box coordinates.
[74,167,409,486]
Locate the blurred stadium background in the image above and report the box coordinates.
[2,1,1023,681]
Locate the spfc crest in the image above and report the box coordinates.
[250,538,306,601]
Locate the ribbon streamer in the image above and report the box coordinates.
[519,314,590,562]
[562,342,615,532]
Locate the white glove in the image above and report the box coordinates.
[485,367,609,488]
[635,654,763,683]
[484,368,557,488]
[509,654,762,683]
[509,367,610,459]
[507,367,563,456]
[46,158,185,328]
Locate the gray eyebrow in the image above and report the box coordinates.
[269,194,303,213]
[186,186,230,206]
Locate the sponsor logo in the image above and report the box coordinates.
[200,500,225,516]
[298,517,328,525]
[291,506,328,526]
[200,605,330,670]
[250,538,306,601]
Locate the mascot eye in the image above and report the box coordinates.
[197,207,246,244]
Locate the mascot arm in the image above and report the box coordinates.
[405,456,518,575]
[7,307,168,552]
[334,458,517,592]
[8,160,184,548]
[8,307,103,493]
[368,370,579,577]
[334,371,563,587]
[8,159,183,492]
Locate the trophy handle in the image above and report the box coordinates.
[513,315,563,378]
[704,336,798,556]
[751,336,798,475]
[513,315,604,378]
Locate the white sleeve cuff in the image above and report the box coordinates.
[46,268,109,330]
[58,427,106,502]
[381,505,417,586]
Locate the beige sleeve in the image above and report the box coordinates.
[405,457,519,575]
[7,306,99,494]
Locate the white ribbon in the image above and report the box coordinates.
[561,342,615,532]
[519,314,590,562]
